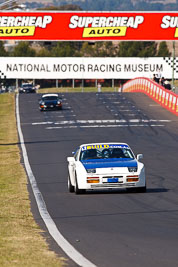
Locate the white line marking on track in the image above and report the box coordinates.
[46,124,165,129]
[32,122,54,125]
[118,110,131,112]
[32,119,171,126]
[16,94,97,267]
[149,104,160,106]
[57,114,76,118]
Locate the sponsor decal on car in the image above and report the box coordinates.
[81,144,129,151]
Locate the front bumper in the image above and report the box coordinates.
[80,173,145,190]
[40,104,62,110]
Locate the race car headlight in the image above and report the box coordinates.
[128,167,137,172]
[57,101,61,104]
[86,169,96,173]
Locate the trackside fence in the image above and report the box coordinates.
[122,77,178,116]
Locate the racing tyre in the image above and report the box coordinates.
[68,175,74,193]
[74,175,85,195]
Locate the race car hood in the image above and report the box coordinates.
[81,158,137,170]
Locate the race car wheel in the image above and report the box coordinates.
[74,175,85,194]
[68,175,74,193]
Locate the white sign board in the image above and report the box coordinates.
[0,57,175,79]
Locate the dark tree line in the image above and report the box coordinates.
[0,40,171,57]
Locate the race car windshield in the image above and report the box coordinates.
[23,84,32,88]
[80,147,134,160]
[42,96,58,100]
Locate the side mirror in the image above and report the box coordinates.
[137,154,143,161]
[67,157,75,163]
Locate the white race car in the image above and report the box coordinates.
[67,143,146,194]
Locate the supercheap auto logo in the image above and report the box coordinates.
[0,16,52,37]
[161,15,178,37]
[69,15,144,38]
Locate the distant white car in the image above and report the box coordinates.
[67,143,146,194]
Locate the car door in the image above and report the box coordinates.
[68,148,80,185]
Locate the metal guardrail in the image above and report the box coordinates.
[123,77,178,116]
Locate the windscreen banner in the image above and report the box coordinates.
[1,11,178,40]
[0,57,176,80]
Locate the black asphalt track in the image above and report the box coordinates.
[19,92,178,267]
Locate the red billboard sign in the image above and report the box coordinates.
[0,11,178,40]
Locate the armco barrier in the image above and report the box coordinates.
[122,77,178,116]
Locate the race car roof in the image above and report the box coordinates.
[42,94,59,98]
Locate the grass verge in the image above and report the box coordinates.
[0,93,65,267]
[38,87,119,94]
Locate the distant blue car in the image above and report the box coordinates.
[19,83,36,93]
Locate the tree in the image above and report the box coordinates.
[0,41,8,56]
[12,42,36,57]
[118,41,157,57]
[137,42,157,57]
[157,41,171,57]
[37,47,51,57]
[81,41,116,57]
[81,42,96,56]
[50,42,76,57]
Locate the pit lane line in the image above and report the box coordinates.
[16,94,97,267]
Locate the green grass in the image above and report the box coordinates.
[0,93,66,267]
[38,87,119,93]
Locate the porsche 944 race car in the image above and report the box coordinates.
[19,83,36,93]
[67,143,146,194]
[39,94,62,111]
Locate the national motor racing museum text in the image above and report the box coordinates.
[6,63,163,73]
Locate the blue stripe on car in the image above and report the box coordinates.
[81,158,137,169]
